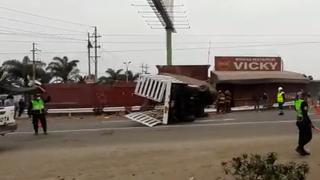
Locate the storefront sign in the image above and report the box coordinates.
[215,56,282,71]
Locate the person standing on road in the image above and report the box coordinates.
[216,90,226,114]
[262,92,268,110]
[18,98,25,117]
[4,95,14,106]
[252,93,260,111]
[277,87,285,115]
[295,92,315,156]
[224,90,232,113]
[29,93,49,135]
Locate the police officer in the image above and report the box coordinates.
[29,93,48,135]
[216,90,226,114]
[224,90,232,113]
[295,92,315,156]
[277,87,285,115]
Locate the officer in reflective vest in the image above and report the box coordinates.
[295,92,315,156]
[30,93,47,135]
[294,92,303,120]
[277,87,285,115]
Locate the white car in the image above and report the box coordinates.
[0,106,17,136]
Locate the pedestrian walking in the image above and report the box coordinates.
[216,90,226,114]
[295,92,315,156]
[4,95,14,107]
[28,93,50,135]
[277,87,285,115]
[262,92,268,110]
[18,98,25,117]
[252,93,260,111]
[224,90,232,113]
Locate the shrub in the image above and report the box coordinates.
[221,152,309,180]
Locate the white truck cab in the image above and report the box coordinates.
[0,95,17,135]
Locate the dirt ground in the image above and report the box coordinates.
[1,135,320,180]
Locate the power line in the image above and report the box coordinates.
[1,41,320,55]
[0,6,92,28]
[0,32,87,42]
[100,33,320,37]
[0,51,87,55]
[0,25,86,37]
[100,41,320,53]
[101,41,320,44]
[0,16,87,33]
[0,40,86,44]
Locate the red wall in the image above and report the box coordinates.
[43,83,145,108]
[156,65,210,80]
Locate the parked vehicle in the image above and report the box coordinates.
[0,104,17,136]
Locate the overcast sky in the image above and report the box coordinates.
[0,0,320,78]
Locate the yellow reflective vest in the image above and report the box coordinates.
[32,99,45,111]
[277,92,284,103]
[294,99,304,118]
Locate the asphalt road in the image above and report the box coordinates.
[2,109,320,148]
[1,109,320,180]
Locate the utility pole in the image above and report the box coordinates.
[87,32,92,76]
[123,61,131,82]
[166,29,172,65]
[91,26,101,82]
[140,63,145,74]
[144,64,149,74]
[30,42,40,86]
[207,41,212,65]
[140,63,149,74]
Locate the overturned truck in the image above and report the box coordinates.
[126,73,216,127]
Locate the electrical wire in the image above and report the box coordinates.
[0,6,92,28]
[0,16,87,33]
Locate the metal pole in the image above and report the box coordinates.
[166,29,172,65]
[207,41,211,65]
[94,26,98,81]
[32,42,36,85]
[126,63,129,82]
[124,61,131,82]
[87,32,91,76]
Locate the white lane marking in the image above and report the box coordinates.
[223,118,235,121]
[196,118,236,123]
[101,120,130,123]
[10,119,320,135]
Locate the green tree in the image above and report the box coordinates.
[46,56,79,83]
[2,56,47,86]
[98,68,140,84]
[105,68,124,81]
[126,70,140,81]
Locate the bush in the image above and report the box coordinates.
[221,152,309,180]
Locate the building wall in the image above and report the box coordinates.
[217,83,307,107]
[156,65,209,80]
[307,81,320,100]
[43,83,145,109]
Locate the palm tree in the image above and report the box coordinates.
[2,56,47,86]
[98,68,140,84]
[126,70,140,81]
[105,68,124,81]
[46,56,79,83]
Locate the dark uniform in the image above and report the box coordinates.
[224,90,232,113]
[216,91,225,114]
[277,88,285,115]
[295,94,314,156]
[29,95,48,135]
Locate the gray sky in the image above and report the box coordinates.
[0,0,320,78]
